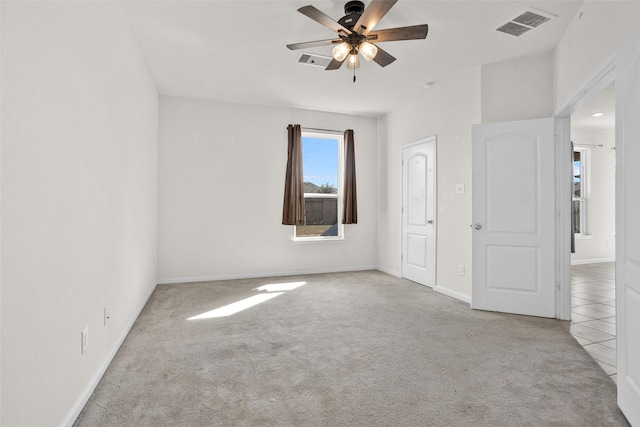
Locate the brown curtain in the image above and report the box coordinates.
[342,129,358,224]
[282,124,305,225]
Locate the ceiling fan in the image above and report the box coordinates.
[287,0,428,75]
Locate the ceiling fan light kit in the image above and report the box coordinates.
[347,52,360,70]
[359,41,378,61]
[332,42,350,62]
[287,0,429,81]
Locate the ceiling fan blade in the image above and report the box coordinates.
[353,0,398,35]
[298,5,352,35]
[325,58,345,70]
[287,38,343,50]
[372,46,396,67]
[367,24,428,43]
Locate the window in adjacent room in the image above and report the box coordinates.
[573,147,588,235]
[295,131,343,240]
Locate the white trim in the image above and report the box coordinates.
[555,117,572,320]
[293,236,345,243]
[402,136,435,150]
[574,234,594,240]
[554,53,616,118]
[61,283,157,427]
[378,267,470,304]
[571,257,615,265]
[157,265,378,285]
[434,285,471,304]
[300,193,338,199]
[377,266,401,277]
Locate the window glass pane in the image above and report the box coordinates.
[573,151,581,198]
[302,137,338,194]
[296,223,338,237]
[572,148,588,235]
[295,134,340,239]
[572,200,581,234]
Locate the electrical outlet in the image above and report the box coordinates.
[104,308,110,326]
[81,326,89,354]
[458,264,465,276]
[455,184,465,194]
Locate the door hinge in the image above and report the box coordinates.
[556,282,561,290]
[401,254,404,261]
[401,206,404,213]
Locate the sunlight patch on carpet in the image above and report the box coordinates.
[188,293,284,319]
[254,281,306,292]
[188,281,306,320]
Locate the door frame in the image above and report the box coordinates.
[554,55,616,320]
[400,136,437,287]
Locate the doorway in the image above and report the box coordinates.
[568,81,617,382]
[401,136,436,287]
[570,81,616,266]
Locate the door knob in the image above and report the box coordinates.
[427,219,434,224]
[474,223,482,230]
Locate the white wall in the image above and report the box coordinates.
[377,69,481,298]
[482,52,554,123]
[1,3,158,426]
[571,130,616,263]
[158,96,378,282]
[554,1,640,109]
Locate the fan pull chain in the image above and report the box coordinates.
[353,67,356,83]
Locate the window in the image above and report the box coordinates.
[572,147,588,235]
[295,131,343,240]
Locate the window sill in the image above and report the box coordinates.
[292,237,345,244]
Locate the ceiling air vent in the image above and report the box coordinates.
[298,53,333,68]
[496,9,556,37]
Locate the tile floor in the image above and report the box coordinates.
[569,262,617,383]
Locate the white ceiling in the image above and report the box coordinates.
[119,0,584,117]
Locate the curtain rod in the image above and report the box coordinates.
[302,127,344,135]
[574,143,616,150]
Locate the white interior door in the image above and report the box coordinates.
[402,137,436,287]
[615,25,640,426]
[472,118,556,317]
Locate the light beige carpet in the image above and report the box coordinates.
[74,270,629,426]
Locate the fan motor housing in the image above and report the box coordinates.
[344,0,364,14]
[338,0,364,29]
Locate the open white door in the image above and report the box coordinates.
[615,25,640,426]
[472,118,556,318]
[401,137,436,287]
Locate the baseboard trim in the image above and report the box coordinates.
[61,282,157,427]
[157,265,379,285]
[571,257,615,265]
[376,266,401,278]
[434,285,472,304]
[375,268,471,305]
